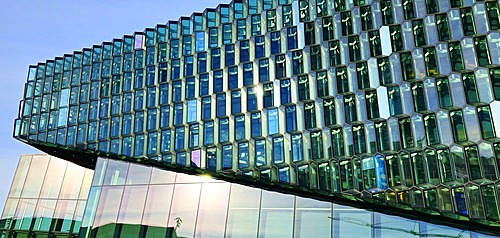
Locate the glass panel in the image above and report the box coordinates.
[167,184,201,237]
[258,190,294,238]
[195,183,230,237]
[21,155,50,198]
[294,197,332,237]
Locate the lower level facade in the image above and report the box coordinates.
[1,155,499,238]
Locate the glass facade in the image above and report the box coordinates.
[3,156,499,238]
[0,155,93,238]
[10,0,500,234]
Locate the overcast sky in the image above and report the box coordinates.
[0,0,223,214]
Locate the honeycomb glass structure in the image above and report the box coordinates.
[12,0,500,232]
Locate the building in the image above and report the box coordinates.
[4,0,500,237]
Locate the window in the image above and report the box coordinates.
[402,0,415,20]
[280,79,291,104]
[211,48,221,70]
[275,54,286,79]
[365,90,379,119]
[251,112,262,137]
[322,17,334,41]
[304,22,315,45]
[247,87,258,111]
[413,19,426,47]
[268,108,279,135]
[204,121,214,145]
[237,19,247,40]
[316,71,329,98]
[225,44,235,66]
[329,40,341,66]
[255,36,265,58]
[201,96,211,120]
[267,10,277,31]
[344,94,357,123]
[380,0,394,25]
[304,102,316,129]
[360,6,373,30]
[255,139,267,166]
[228,66,239,90]
[231,90,241,114]
[263,83,274,108]
[243,63,253,86]
[282,5,293,26]
[197,52,207,73]
[183,56,194,77]
[240,40,250,62]
[287,27,298,50]
[199,74,209,96]
[323,99,336,126]
[216,93,226,117]
[174,127,185,150]
[310,46,322,71]
[251,15,262,36]
[223,24,232,44]
[460,7,476,36]
[273,137,285,164]
[271,31,281,54]
[435,13,451,41]
[219,118,229,143]
[356,62,369,90]
[341,11,353,36]
[213,70,223,93]
[448,41,464,71]
[286,106,297,132]
[259,59,269,82]
[291,134,304,162]
[185,77,195,99]
[311,131,324,159]
[186,100,197,123]
[235,115,245,140]
[292,51,303,75]
[189,124,199,148]
[298,75,310,101]
[299,0,310,22]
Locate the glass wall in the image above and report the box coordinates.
[0,155,93,238]
[78,157,499,238]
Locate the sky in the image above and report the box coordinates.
[0,0,223,214]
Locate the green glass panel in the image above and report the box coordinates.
[438,149,455,183]
[424,47,439,76]
[486,1,500,30]
[436,77,453,108]
[477,106,496,139]
[424,114,440,145]
[399,117,414,149]
[413,20,426,47]
[385,154,401,187]
[465,146,482,180]
[460,7,476,36]
[340,160,354,191]
[474,36,491,67]
[435,14,450,41]
[402,0,415,20]
[481,185,500,220]
[424,189,438,210]
[380,0,394,25]
[399,152,414,187]
[451,146,468,183]
[437,187,453,212]
[412,82,426,112]
[448,41,464,71]
[424,149,440,185]
[466,184,484,218]
[412,151,427,185]
[462,73,479,104]
[400,52,414,81]
[450,110,468,143]
[490,67,500,100]
[390,25,403,52]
